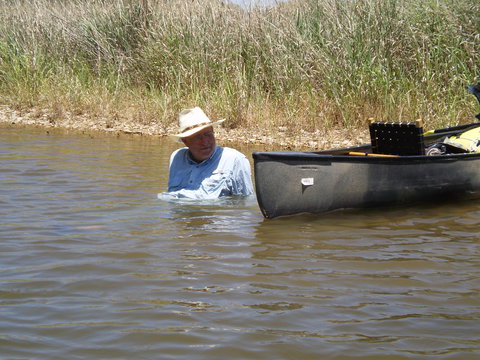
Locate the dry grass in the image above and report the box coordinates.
[0,0,478,147]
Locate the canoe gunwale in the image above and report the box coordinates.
[253,149,480,164]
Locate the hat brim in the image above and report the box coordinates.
[170,119,225,141]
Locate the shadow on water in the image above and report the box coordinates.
[255,195,480,227]
[252,199,480,262]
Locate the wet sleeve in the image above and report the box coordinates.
[232,154,254,195]
[167,149,186,191]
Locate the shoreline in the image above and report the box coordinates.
[0,104,370,150]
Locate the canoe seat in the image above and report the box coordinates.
[368,119,425,156]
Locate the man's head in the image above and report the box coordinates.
[181,126,216,162]
[172,107,225,162]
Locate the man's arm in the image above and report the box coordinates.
[231,155,254,195]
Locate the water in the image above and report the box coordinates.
[1,125,479,360]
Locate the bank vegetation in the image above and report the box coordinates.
[0,0,479,148]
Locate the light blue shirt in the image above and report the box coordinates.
[161,146,254,199]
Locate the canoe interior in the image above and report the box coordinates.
[313,131,473,156]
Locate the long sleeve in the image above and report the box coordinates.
[231,154,254,195]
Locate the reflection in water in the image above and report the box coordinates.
[0,126,479,360]
[159,194,259,237]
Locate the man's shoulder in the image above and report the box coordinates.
[170,147,188,163]
[220,146,248,159]
[172,147,188,155]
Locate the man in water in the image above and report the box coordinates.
[161,107,254,199]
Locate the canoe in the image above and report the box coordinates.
[254,84,480,218]
[253,124,480,219]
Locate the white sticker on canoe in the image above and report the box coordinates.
[301,177,314,186]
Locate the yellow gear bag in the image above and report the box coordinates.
[443,126,480,153]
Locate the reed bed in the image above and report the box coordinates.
[0,0,478,140]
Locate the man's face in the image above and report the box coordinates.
[182,127,216,162]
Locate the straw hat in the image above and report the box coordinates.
[172,107,225,139]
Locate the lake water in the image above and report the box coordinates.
[1,125,479,360]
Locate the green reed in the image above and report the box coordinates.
[0,0,478,134]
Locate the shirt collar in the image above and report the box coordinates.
[186,145,219,165]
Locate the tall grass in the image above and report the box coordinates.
[0,0,478,134]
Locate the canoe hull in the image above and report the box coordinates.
[253,151,480,218]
